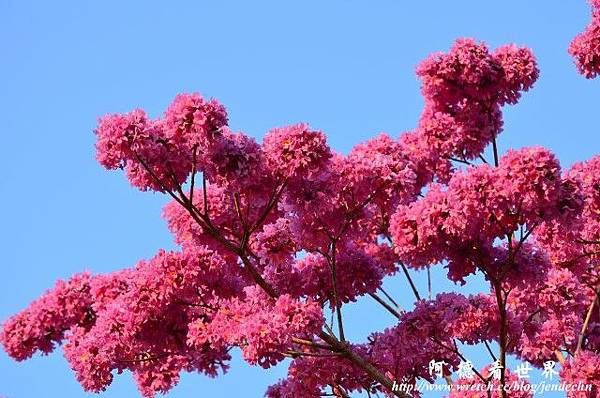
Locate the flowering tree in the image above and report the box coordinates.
[3,3,600,398]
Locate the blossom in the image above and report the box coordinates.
[390,147,564,282]
[505,257,590,365]
[251,217,297,266]
[534,155,600,276]
[95,109,150,170]
[95,93,228,192]
[569,0,600,78]
[0,273,93,361]
[262,123,332,180]
[408,39,538,167]
[344,134,419,213]
[559,350,600,397]
[266,346,375,398]
[162,92,228,150]
[188,286,323,368]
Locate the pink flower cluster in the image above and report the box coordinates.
[263,123,332,180]
[344,134,420,213]
[390,147,566,282]
[95,93,227,191]
[570,0,600,78]
[400,39,538,182]
[60,247,242,396]
[514,275,589,364]
[534,155,600,276]
[274,244,385,305]
[1,273,93,360]
[560,351,600,397]
[189,286,323,368]
[266,345,375,398]
[5,28,600,398]
[367,292,499,387]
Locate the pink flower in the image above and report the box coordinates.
[263,123,332,180]
[569,0,600,78]
[0,273,93,361]
[188,286,323,368]
[560,350,600,397]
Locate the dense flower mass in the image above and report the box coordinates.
[560,351,600,397]
[389,147,566,282]
[94,93,229,192]
[398,39,539,184]
[534,155,600,275]
[1,273,93,361]
[3,23,600,398]
[570,0,600,78]
[188,286,323,368]
[262,123,332,180]
[266,347,375,398]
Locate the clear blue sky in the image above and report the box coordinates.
[1,1,598,397]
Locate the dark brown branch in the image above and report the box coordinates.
[369,292,401,319]
[285,350,341,358]
[400,262,421,301]
[379,287,403,313]
[492,279,508,398]
[492,135,499,167]
[447,156,472,166]
[427,265,432,300]
[249,180,288,234]
[329,242,345,342]
[189,146,198,201]
[292,337,335,351]
[483,339,498,362]
[577,294,598,352]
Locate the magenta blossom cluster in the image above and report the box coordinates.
[399,39,538,182]
[390,146,571,282]
[2,20,600,398]
[570,0,600,78]
[95,94,228,192]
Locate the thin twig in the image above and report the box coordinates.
[447,156,472,166]
[379,287,401,310]
[292,337,335,351]
[492,136,499,167]
[400,262,421,301]
[427,265,432,300]
[492,279,508,398]
[384,235,422,301]
[577,294,598,352]
[329,241,346,342]
[190,146,197,201]
[483,340,497,362]
[369,292,401,319]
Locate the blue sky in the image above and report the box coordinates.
[1,1,599,397]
